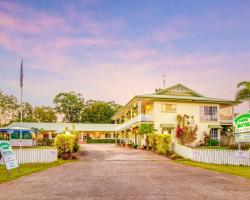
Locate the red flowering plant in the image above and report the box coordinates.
[176,124,183,138]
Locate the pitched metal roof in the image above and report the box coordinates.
[112,83,236,119]
[7,122,118,132]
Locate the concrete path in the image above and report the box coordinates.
[0,144,250,200]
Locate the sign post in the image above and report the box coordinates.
[234,112,250,150]
[0,140,20,175]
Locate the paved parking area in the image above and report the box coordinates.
[0,144,250,200]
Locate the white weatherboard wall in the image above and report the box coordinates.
[153,101,221,142]
[173,143,250,166]
[0,148,58,165]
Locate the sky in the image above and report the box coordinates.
[0,0,249,113]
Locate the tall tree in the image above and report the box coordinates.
[18,102,33,122]
[81,100,122,123]
[53,92,84,122]
[0,91,19,126]
[235,81,250,110]
[33,106,57,122]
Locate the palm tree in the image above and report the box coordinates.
[235,81,250,110]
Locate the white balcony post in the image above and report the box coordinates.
[138,99,142,121]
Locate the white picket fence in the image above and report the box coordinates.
[0,148,58,165]
[173,142,250,166]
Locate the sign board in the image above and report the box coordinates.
[235,151,249,159]
[0,140,19,170]
[234,113,250,133]
[235,133,250,143]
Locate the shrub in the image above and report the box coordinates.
[208,139,219,146]
[38,138,54,146]
[87,138,118,144]
[147,134,157,150]
[155,134,171,154]
[54,134,76,158]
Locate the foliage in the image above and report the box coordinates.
[18,102,34,122]
[155,134,172,154]
[138,124,156,135]
[54,134,76,159]
[0,91,19,126]
[176,114,198,146]
[207,139,219,146]
[33,106,57,122]
[81,100,122,123]
[38,138,54,146]
[147,133,171,154]
[235,81,250,109]
[87,138,118,143]
[53,91,85,122]
[147,133,157,150]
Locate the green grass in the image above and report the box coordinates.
[0,159,75,184]
[176,159,250,178]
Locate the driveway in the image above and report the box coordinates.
[0,144,250,200]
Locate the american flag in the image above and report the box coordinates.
[20,59,23,87]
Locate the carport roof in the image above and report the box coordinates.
[7,122,119,132]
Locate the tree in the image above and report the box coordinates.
[235,81,250,110]
[139,124,156,135]
[33,106,57,122]
[81,100,122,123]
[18,102,33,122]
[53,92,84,122]
[0,91,19,127]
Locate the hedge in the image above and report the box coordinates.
[87,138,119,144]
[147,134,171,154]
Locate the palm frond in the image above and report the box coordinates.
[237,81,250,88]
[235,89,250,102]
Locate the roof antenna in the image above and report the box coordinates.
[162,73,166,88]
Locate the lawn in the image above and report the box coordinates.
[0,159,75,184]
[176,159,250,178]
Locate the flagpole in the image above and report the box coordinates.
[20,59,23,149]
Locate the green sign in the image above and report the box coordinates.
[0,140,19,170]
[234,113,250,133]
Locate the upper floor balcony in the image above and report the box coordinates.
[116,114,153,131]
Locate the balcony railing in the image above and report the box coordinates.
[116,114,153,131]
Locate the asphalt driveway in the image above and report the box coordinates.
[0,144,250,200]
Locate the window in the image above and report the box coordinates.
[200,106,218,122]
[210,128,218,140]
[161,104,176,113]
[161,127,171,134]
[105,133,111,138]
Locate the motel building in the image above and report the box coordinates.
[2,84,235,147]
[112,84,235,147]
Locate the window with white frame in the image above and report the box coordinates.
[200,106,218,122]
[161,104,177,113]
[210,128,218,140]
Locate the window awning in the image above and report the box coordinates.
[208,124,223,129]
[160,124,175,128]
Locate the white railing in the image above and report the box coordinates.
[173,143,250,166]
[116,114,153,131]
[0,148,58,165]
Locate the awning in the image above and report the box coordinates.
[160,124,175,128]
[208,124,223,129]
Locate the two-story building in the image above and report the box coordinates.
[112,84,235,147]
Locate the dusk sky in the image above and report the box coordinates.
[0,0,249,113]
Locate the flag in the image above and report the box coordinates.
[20,59,23,87]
